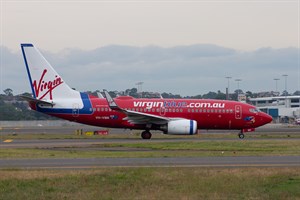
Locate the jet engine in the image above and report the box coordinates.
[161,119,197,135]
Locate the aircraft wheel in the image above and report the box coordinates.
[141,131,152,139]
[238,133,245,139]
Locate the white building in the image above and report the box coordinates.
[249,96,300,123]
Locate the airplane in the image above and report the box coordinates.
[20,43,273,139]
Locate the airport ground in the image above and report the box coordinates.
[0,122,300,199]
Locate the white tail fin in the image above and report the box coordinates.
[21,44,78,101]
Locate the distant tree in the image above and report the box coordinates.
[186,94,202,99]
[128,88,138,98]
[3,88,13,96]
[161,92,182,99]
[194,94,202,99]
[20,92,32,97]
[161,92,171,98]
[202,91,217,99]
[281,90,290,96]
[215,90,226,100]
[108,91,117,98]
[125,89,131,96]
[246,91,257,102]
[293,91,300,95]
[234,89,244,95]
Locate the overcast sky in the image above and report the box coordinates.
[1,1,299,96]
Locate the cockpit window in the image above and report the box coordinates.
[249,108,260,113]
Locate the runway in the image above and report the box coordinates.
[1,124,300,169]
[1,137,300,149]
[1,156,300,169]
[1,137,300,169]
[1,123,300,135]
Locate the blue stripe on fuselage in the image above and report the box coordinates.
[36,93,93,114]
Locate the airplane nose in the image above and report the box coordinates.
[261,112,273,125]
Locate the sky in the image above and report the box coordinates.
[0,0,299,96]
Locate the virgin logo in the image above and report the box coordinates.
[32,69,63,100]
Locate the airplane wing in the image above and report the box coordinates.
[20,95,55,107]
[122,109,169,124]
[103,90,169,125]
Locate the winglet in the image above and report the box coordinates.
[103,90,121,110]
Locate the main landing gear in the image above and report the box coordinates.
[238,131,245,139]
[141,130,152,139]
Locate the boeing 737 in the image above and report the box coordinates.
[20,44,272,139]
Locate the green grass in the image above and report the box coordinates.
[0,167,299,200]
[1,140,300,159]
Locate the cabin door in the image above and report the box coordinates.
[235,105,242,119]
[160,107,166,116]
[72,103,79,117]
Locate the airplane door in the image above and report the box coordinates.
[72,103,79,117]
[235,105,242,119]
[160,107,166,116]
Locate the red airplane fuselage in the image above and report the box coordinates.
[29,94,272,132]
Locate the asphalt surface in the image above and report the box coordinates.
[1,124,300,135]
[1,156,299,169]
[1,124,300,169]
[1,137,300,149]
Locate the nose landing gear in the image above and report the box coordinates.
[238,131,245,139]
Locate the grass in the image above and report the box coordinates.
[1,131,299,199]
[0,167,299,200]
[1,140,300,159]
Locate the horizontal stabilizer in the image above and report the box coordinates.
[20,95,55,106]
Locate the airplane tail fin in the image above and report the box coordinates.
[21,44,78,101]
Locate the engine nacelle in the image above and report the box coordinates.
[162,119,197,135]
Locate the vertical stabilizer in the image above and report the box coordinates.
[21,44,79,101]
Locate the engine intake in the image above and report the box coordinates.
[162,119,197,135]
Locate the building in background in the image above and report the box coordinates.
[249,96,300,123]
